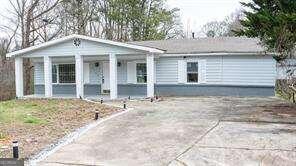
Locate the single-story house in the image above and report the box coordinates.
[6,34,277,99]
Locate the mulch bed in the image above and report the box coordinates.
[0,99,120,159]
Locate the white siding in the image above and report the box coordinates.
[156,58,179,84]
[34,63,44,84]
[154,55,276,86]
[83,63,90,84]
[23,39,144,57]
[221,56,276,86]
[199,59,207,83]
[177,60,186,83]
[206,56,223,84]
[34,55,276,87]
[118,61,127,84]
[126,61,136,84]
[89,62,101,84]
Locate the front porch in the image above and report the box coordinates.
[11,35,163,100]
[17,54,156,100]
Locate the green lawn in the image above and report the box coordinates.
[0,99,60,125]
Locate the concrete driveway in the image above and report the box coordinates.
[38,97,296,166]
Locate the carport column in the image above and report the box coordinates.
[75,54,84,98]
[146,53,155,98]
[44,56,52,97]
[15,57,23,98]
[109,53,118,99]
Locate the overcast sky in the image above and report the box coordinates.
[0,0,249,37]
[167,0,250,36]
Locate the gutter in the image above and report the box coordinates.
[159,52,276,57]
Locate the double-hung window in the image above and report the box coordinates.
[52,64,76,84]
[187,62,198,83]
[136,63,147,83]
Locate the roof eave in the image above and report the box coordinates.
[6,34,164,58]
[160,52,276,57]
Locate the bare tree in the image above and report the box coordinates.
[3,0,59,95]
[201,9,244,37]
[58,0,97,36]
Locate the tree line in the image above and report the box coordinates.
[0,0,184,95]
[1,0,183,53]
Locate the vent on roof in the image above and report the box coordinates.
[73,38,81,47]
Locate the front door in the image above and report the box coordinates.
[102,62,110,93]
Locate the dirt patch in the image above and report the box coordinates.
[222,98,296,124]
[0,99,120,159]
[261,104,296,117]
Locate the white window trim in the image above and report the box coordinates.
[52,63,76,85]
[184,59,206,85]
[186,60,199,84]
[126,60,155,85]
[52,64,59,84]
[136,61,147,84]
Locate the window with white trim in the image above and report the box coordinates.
[136,63,147,83]
[52,64,76,83]
[187,62,198,83]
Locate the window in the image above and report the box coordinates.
[187,62,198,83]
[136,63,147,83]
[52,64,76,83]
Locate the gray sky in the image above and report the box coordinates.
[0,0,249,37]
[167,0,249,36]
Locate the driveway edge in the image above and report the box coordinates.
[28,108,133,166]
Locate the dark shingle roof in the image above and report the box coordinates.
[129,37,266,54]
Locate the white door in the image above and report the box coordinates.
[102,62,110,93]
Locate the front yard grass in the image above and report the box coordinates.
[0,99,119,159]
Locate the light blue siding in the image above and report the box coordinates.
[23,39,145,57]
[34,63,44,84]
[118,61,127,84]
[156,57,179,84]
[205,56,223,83]
[154,55,276,86]
[89,62,101,84]
[221,56,276,86]
[34,55,276,87]
[33,55,276,97]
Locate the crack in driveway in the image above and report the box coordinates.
[195,145,296,152]
[175,159,188,166]
[168,120,221,165]
[41,161,103,166]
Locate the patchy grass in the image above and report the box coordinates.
[0,100,51,124]
[0,99,120,159]
[0,133,7,140]
[23,116,46,124]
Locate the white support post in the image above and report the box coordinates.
[44,56,52,97]
[147,53,155,98]
[109,53,118,99]
[15,57,23,98]
[75,54,84,98]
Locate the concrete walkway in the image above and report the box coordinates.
[38,97,296,166]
